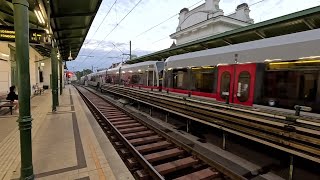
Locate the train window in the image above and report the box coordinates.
[172,69,188,90]
[131,74,141,84]
[237,71,250,102]
[220,72,231,100]
[300,73,318,102]
[148,70,154,86]
[191,67,215,93]
[164,70,172,88]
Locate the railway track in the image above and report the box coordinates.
[98,84,320,164]
[75,85,245,180]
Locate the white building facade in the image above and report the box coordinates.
[170,0,254,45]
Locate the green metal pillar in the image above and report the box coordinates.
[13,0,34,179]
[51,47,59,111]
[59,60,63,95]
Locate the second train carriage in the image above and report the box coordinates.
[106,61,164,88]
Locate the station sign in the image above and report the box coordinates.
[0,25,46,44]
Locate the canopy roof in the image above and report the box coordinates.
[0,0,102,60]
[126,5,320,64]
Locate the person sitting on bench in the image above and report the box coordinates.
[6,86,19,112]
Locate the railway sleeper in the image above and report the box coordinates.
[119,126,148,134]
[144,148,185,163]
[109,117,134,122]
[124,130,156,140]
[155,156,199,176]
[173,167,220,180]
[126,158,139,169]
[112,120,137,126]
[134,170,150,180]
[104,112,127,116]
[114,141,124,149]
[129,135,162,146]
[136,141,172,154]
[115,123,142,129]
[119,148,131,157]
[105,114,128,119]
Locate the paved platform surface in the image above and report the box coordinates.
[0,85,133,180]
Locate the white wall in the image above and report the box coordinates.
[0,42,12,94]
[0,41,48,96]
[41,58,52,88]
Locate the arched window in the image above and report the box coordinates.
[237,71,250,102]
[220,72,231,100]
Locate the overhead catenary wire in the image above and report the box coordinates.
[134,0,204,40]
[82,0,203,70]
[76,0,143,69]
[84,0,118,47]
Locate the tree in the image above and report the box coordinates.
[75,69,93,80]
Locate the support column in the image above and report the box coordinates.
[13,0,34,179]
[59,60,63,95]
[51,47,59,111]
[288,155,294,180]
[222,131,227,150]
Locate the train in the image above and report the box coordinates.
[82,28,320,113]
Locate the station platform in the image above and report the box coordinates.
[0,85,133,180]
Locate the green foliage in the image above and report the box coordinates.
[75,69,92,80]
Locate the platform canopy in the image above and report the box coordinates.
[126,5,320,64]
[0,0,102,60]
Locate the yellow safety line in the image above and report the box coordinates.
[89,142,106,180]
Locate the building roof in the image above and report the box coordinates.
[0,0,102,60]
[126,5,320,64]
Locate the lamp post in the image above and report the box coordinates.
[13,0,35,179]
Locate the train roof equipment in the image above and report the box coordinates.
[165,28,320,69]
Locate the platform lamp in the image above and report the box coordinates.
[68,49,73,61]
[34,7,45,24]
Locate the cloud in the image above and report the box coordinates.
[67,46,153,72]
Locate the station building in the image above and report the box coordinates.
[0,41,57,95]
[171,0,254,45]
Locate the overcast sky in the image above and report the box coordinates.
[67,0,320,72]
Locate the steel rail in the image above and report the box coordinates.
[99,84,320,163]
[105,85,320,136]
[82,86,247,180]
[75,86,165,180]
[111,85,320,125]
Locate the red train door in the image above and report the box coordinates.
[217,64,256,106]
[217,65,234,103]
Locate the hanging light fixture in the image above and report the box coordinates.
[57,50,61,59]
[34,9,45,24]
[68,49,73,61]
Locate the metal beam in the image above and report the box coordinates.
[51,12,96,18]
[255,30,266,38]
[303,19,316,30]
[57,35,84,40]
[223,39,232,45]
[0,17,8,25]
[53,26,88,32]
[59,49,80,54]
[200,43,209,49]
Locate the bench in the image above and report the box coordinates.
[0,101,15,115]
[33,85,44,95]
